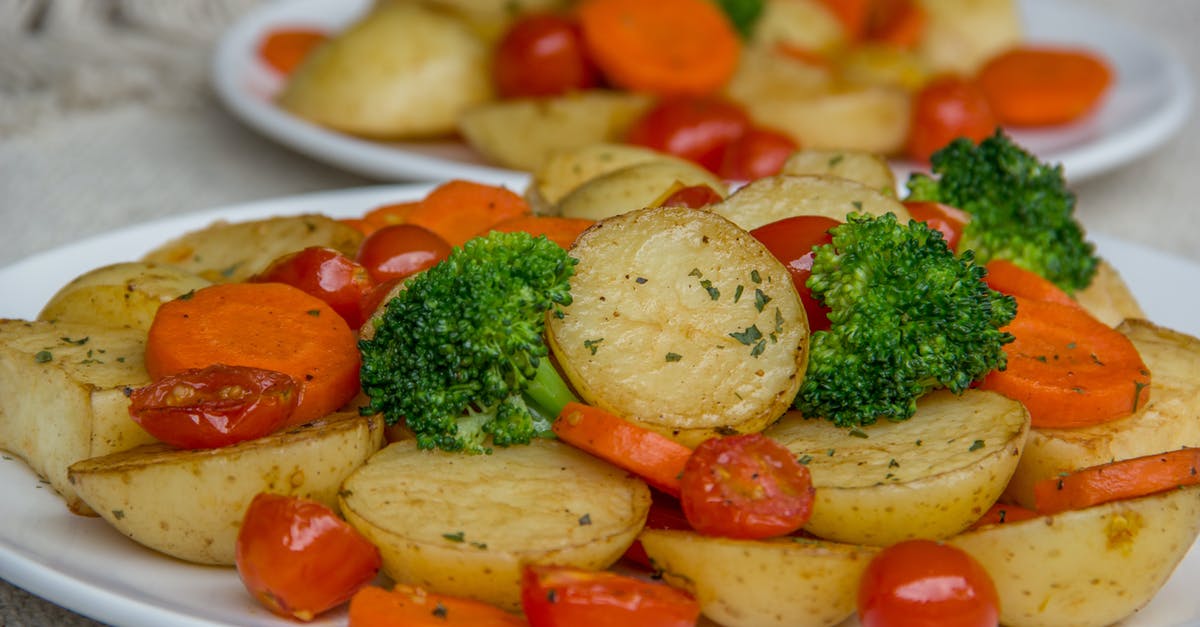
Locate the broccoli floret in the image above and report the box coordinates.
[358,231,579,454]
[794,213,1016,427]
[713,0,765,38]
[905,130,1099,294]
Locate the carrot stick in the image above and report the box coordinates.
[553,402,693,497]
[968,502,1038,529]
[348,585,524,627]
[977,46,1113,127]
[483,215,595,249]
[576,0,741,96]
[145,283,361,427]
[258,29,327,75]
[978,296,1150,429]
[983,259,1080,309]
[403,181,531,247]
[1033,448,1200,515]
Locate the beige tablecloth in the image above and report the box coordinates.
[1,0,1197,624]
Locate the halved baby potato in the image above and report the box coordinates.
[639,529,878,627]
[555,160,728,222]
[743,86,912,156]
[526,143,687,214]
[779,149,898,197]
[339,438,650,610]
[38,262,210,331]
[764,389,1029,546]
[547,205,808,447]
[709,174,911,232]
[68,412,384,565]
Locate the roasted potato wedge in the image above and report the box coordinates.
[950,485,1200,627]
[555,160,728,222]
[0,320,155,515]
[547,205,808,447]
[724,44,834,106]
[278,2,491,139]
[37,262,210,331]
[1005,320,1200,508]
[915,0,1022,74]
[1074,259,1145,327]
[141,214,362,283]
[710,174,911,232]
[526,143,683,214]
[764,389,1030,546]
[339,439,651,610]
[744,86,912,156]
[779,149,898,197]
[68,412,384,565]
[458,91,653,172]
[640,529,878,627]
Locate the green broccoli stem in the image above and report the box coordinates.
[523,357,579,422]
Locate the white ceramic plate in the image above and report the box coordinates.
[212,0,1193,184]
[3,184,1200,626]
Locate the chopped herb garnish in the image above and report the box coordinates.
[750,339,767,357]
[665,352,683,362]
[700,279,720,300]
[754,289,770,312]
[442,531,465,542]
[578,513,592,526]
[61,336,89,345]
[851,200,863,210]
[583,338,604,355]
[733,285,744,302]
[969,439,985,452]
[306,309,321,317]
[635,277,648,284]
[1133,380,1150,412]
[848,428,868,439]
[750,269,761,283]
[688,268,703,278]
[178,290,195,301]
[729,325,762,345]
[828,154,845,167]
[797,454,813,465]
[34,350,52,363]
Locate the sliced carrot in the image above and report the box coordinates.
[1033,448,1200,515]
[977,46,1113,126]
[983,259,1080,309]
[968,502,1038,529]
[145,283,360,427]
[258,28,327,75]
[403,180,531,247]
[553,402,693,497]
[483,215,595,249]
[348,585,524,627]
[362,201,421,232]
[576,0,740,96]
[816,0,871,41]
[978,296,1150,429]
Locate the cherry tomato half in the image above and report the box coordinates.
[906,75,997,163]
[902,200,970,251]
[237,493,382,622]
[128,364,297,449]
[253,246,375,329]
[622,492,693,569]
[626,98,752,173]
[858,539,999,627]
[659,184,724,209]
[717,127,799,181]
[679,433,816,539]
[749,215,840,333]
[521,564,700,627]
[493,14,601,98]
[356,224,452,284]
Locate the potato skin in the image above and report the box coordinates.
[547,205,808,446]
[68,412,384,565]
[38,262,210,331]
[709,174,911,232]
[339,439,651,610]
[555,160,728,221]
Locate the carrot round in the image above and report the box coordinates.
[978,296,1150,429]
[145,283,360,428]
[983,259,1079,309]
[553,402,693,496]
[576,0,740,96]
[403,180,531,247]
[977,46,1113,127]
[1033,448,1200,515]
[361,201,421,234]
[258,29,327,75]
[348,585,524,627]
[483,215,595,249]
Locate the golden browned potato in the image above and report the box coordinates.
[38,262,210,331]
[836,44,931,92]
[640,529,878,627]
[1074,259,1145,327]
[1005,320,1200,508]
[555,160,728,222]
[526,143,683,214]
[764,389,1029,546]
[547,205,808,447]
[915,0,1022,74]
[950,485,1200,627]
[278,2,491,139]
[744,86,912,156]
[141,214,362,283]
[724,44,834,106]
[339,439,651,610]
[751,0,847,55]
[68,412,384,565]
[0,320,155,515]
[709,174,911,232]
[779,150,898,197]
[458,91,653,172]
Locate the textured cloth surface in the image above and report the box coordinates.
[1,0,1198,625]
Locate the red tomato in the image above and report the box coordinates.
[253,246,375,329]
[906,75,998,163]
[858,539,999,627]
[659,184,724,209]
[493,14,601,98]
[626,98,752,172]
[622,492,693,569]
[128,364,297,449]
[902,200,970,251]
[717,127,799,181]
[237,493,381,621]
[679,433,816,539]
[521,564,700,627]
[749,215,840,333]
[356,224,452,284]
